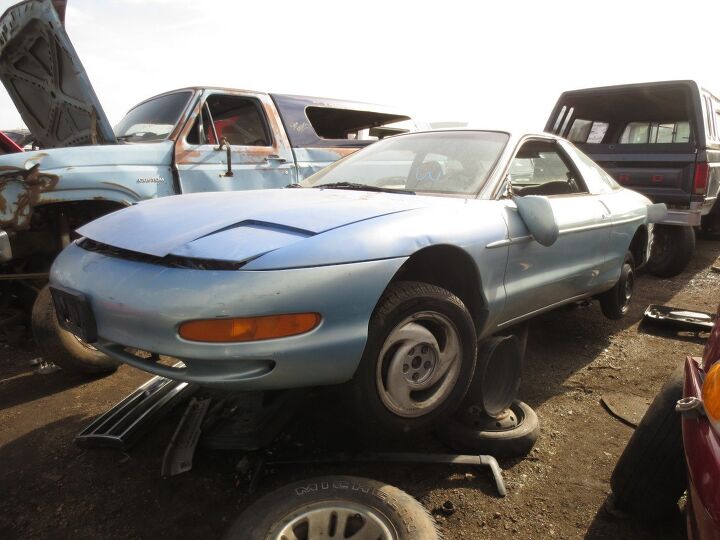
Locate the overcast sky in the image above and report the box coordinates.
[0,0,719,132]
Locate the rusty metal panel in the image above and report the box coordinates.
[0,0,115,148]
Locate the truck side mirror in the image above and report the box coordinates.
[513,195,559,247]
[216,137,233,177]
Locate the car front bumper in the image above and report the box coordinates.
[50,242,407,390]
[682,356,720,539]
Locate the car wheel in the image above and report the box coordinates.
[610,364,687,521]
[646,224,695,278]
[223,476,441,540]
[599,251,635,320]
[352,281,477,434]
[31,285,119,375]
[435,400,539,458]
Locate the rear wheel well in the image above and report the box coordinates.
[629,225,649,268]
[389,245,488,332]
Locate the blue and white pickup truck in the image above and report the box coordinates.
[0,0,418,373]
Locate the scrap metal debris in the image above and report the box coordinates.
[601,392,652,427]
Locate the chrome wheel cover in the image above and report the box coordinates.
[273,500,396,540]
[376,311,462,418]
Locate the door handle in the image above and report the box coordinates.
[265,154,287,163]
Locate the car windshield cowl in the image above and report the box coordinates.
[300,131,510,196]
[313,181,416,195]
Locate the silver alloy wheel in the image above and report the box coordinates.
[274,501,396,540]
[376,311,462,418]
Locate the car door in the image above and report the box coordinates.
[174,90,296,193]
[499,138,612,324]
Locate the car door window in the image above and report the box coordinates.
[188,95,272,146]
[509,140,587,196]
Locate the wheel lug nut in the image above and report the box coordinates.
[424,361,431,369]
[402,364,409,373]
[421,345,429,354]
[412,356,421,368]
[412,372,420,381]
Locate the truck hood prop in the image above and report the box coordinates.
[0,0,116,148]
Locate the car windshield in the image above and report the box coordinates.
[301,131,509,195]
[114,91,192,142]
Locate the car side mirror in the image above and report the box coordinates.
[513,195,559,247]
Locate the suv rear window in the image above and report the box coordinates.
[305,107,412,141]
[567,119,609,143]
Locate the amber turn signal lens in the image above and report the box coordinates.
[703,363,720,422]
[179,313,321,343]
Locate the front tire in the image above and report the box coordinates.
[31,285,119,375]
[646,224,695,278]
[599,251,635,320]
[223,476,440,540]
[609,364,687,521]
[351,281,477,434]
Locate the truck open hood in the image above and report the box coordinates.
[0,0,116,148]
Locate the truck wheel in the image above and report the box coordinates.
[609,364,686,521]
[435,400,539,458]
[223,476,441,540]
[599,251,635,320]
[31,285,119,375]
[646,225,695,278]
[351,281,477,435]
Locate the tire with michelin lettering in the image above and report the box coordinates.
[223,476,440,540]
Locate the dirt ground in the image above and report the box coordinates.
[1,239,718,540]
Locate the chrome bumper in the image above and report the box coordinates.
[0,229,11,262]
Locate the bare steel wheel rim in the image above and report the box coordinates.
[376,311,463,418]
[273,500,396,540]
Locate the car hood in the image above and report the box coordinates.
[0,0,116,148]
[77,189,454,263]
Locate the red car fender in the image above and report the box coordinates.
[683,356,720,539]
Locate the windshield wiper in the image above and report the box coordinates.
[314,182,414,195]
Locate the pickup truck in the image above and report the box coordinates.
[546,80,720,277]
[0,0,418,374]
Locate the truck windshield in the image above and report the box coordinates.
[114,92,192,142]
[301,131,509,195]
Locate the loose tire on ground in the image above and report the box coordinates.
[646,224,695,278]
[436,399,540,458]
[599,251,635,320]
[31,285,119,375]
[351,281,477,435]
[223,476,441,540]
[609,364,687,521]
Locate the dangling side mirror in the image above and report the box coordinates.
[513,195,559,247]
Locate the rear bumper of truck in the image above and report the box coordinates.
[663,208,702,226]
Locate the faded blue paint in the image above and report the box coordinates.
[50,130,663,390]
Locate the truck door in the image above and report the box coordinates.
[499,139,611,324]
[174,91,296,193]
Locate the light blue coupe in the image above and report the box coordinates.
[49,130,665,432]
